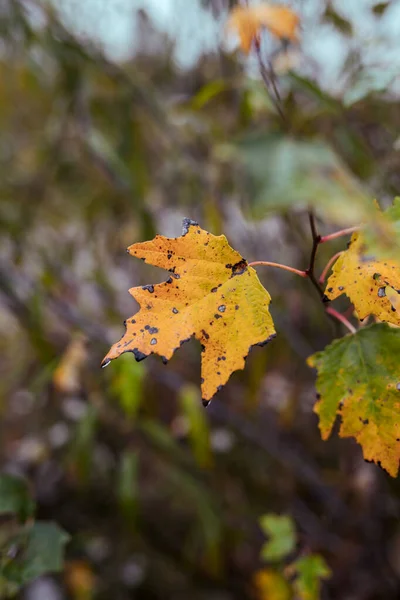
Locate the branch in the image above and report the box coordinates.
[305,211,324,300]
[320,226,360,244]
[319,251,343,284]
[325,307,356,334]
[248,261,307,278]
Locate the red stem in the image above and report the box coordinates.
[319,251,343,284]
[320,226,359,244]
[248,261,308,278]
[325,307,356,334]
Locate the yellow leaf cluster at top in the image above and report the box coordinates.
[324,233,400,326]
[227,3,299,54]
[102,220,276,403]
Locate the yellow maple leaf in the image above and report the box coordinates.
[102,219,276,403]
[227,3,299,54]
[324,233,400,326]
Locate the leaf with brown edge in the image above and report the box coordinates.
[308,324,400,477]
[102,219,276,403]
[324,232,400,326]
[227,4,299,54]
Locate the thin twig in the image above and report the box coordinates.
[320,226,360,244]
[248,261,307,278]
[319,251,343,284]
[254,41,287,125]
[326,307,356,334]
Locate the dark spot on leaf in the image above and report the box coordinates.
[148,327,159,334]
[338,286,344,291]
[214,314,222,319]
[217,371,221,375]
[171,273,180,279]
[231,259,247,276]
[166,277,173,284]
[132,349,147,362]
[182,218,199,235]
[211,287,218,293]
[150,338,157,345]
[378,287,386,298]
[131,319,136,324]
[218,305,226,312]
[235,305,239,310]
[167,253,172,259]
[225,263,232,269]
[201,329,210,340]
[172,307,179,314]
[373,273,381,280]
[327,287,333,293]
[142,284,154,293]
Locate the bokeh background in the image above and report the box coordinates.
[2,0,400,598]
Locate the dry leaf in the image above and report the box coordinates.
[102,219,276,403]
[227,3,299,54]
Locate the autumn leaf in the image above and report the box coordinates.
[102,220,276,403]
[253,568,291,600]
[308,324,400,477]
[227,3,299,54]
[324,233,400,326]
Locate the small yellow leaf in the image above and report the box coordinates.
[227,4,299,54]
[102,220,276,403]
[253,568,291,600]
[53,334,88,394]
[324,233,400,326]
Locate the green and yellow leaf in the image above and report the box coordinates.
[102,220,276,403]
[292,555,331,600]
[308,324,400,477]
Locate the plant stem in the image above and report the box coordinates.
[320,226,359,243]
[325,307,356,334]
[248,261,307,278]
[306,211,324,299]
[319,251,343,284]
[254,40,287,126]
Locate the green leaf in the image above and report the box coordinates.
[259,514,296,562]
[293,554,331,600]
[3,522,69,586]
[372,2,390,16]
[179,384,212,469]
[308,323,400,477]
[236,134,371,225]
[117,450,138,522]
[111,353,145,419]
[363,197,400,260]
[0,474,35,522]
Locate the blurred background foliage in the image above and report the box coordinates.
[2,0,400,598]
